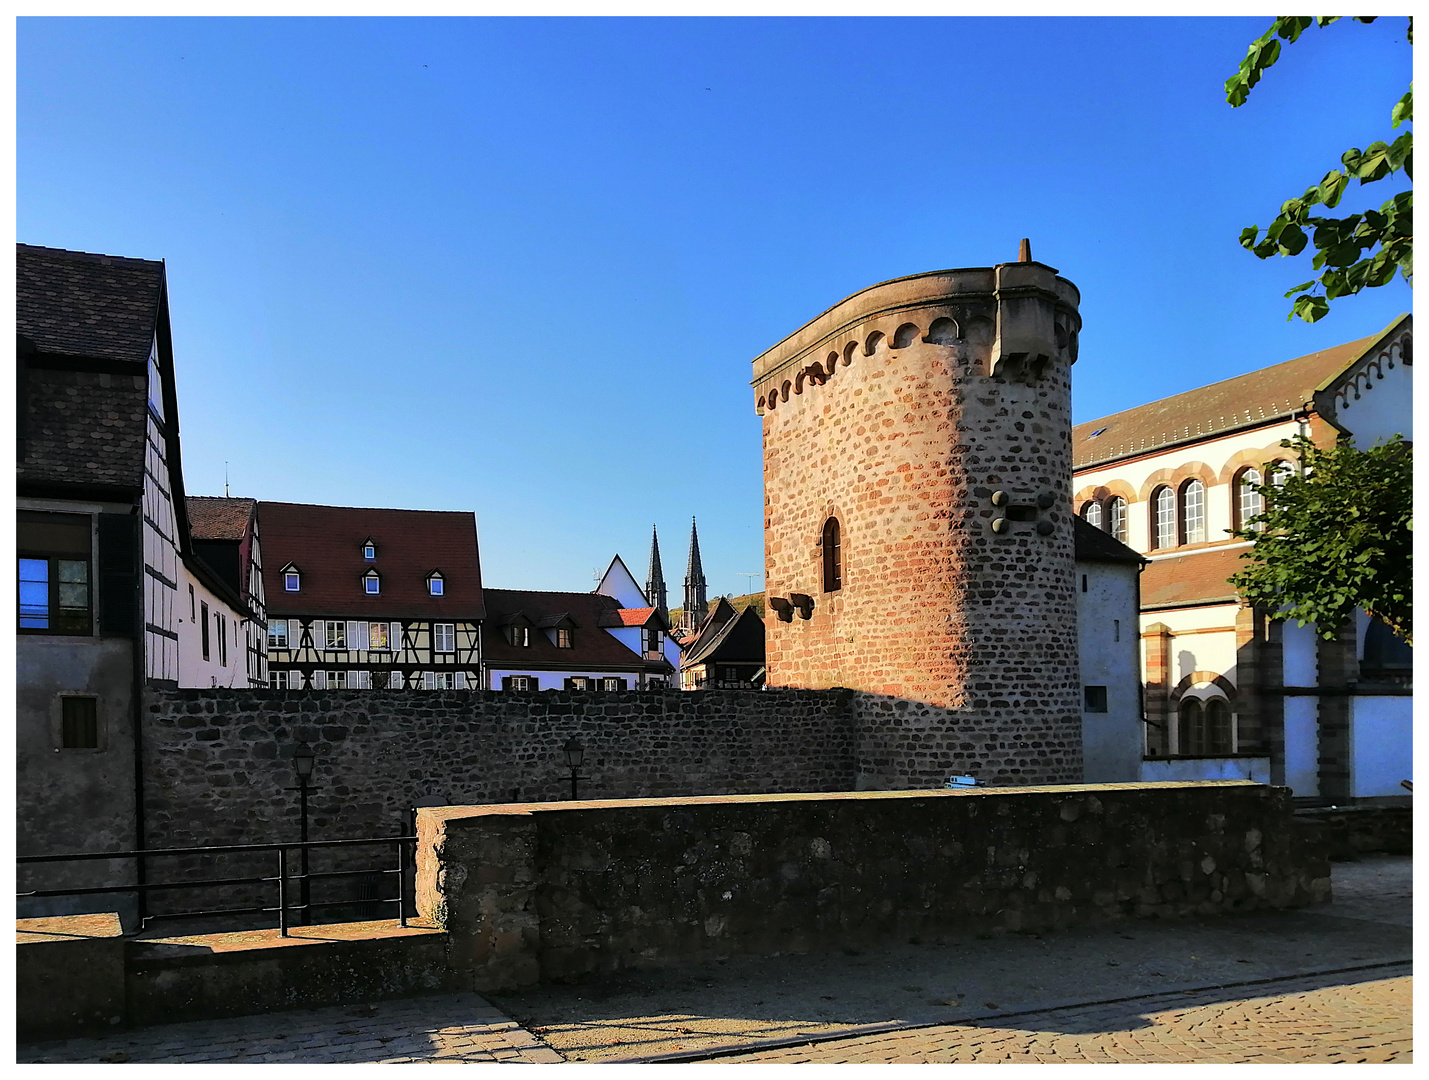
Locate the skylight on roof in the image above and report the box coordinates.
[1089,427,1108,438]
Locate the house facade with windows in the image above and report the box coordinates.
[1072,315,1412,800]
[258,501,484,690]
[186,496,268,687]
[679,596,766,690]
[16,243,251,918]
[482,587,673,690]
[594,553,680,681]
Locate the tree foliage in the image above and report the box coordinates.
[1228,16,1413,322]
[1230,434,1412,644]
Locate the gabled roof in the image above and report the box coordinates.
[1073,321,1405,471]
[258,501,483,619]
[482,588,659,671]
[17,244,165,363]
[187,496,255,542]
[595,553,649,610]
[1140,547,1248,610]
[604,606,664,629]
[680,596,738,660]
[1073,516,1146,566]
[682,603,766,668]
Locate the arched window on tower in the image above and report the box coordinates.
[1152,486,1176,550]
[1107,497,1128,544]
[822,517,842,592]
[1235,467,1263,532]
[1180,479,1206,545]
[1081,500,1103,530]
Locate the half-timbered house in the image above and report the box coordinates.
[186,496,268,686]
[257,501,484,690]
[482,587,672,690]
[678,596,766,690]
[16,243,250,918]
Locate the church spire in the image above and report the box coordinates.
[646,524,668,617]
[682,516,708,631]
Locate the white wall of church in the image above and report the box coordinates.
[1350,695,1413,797]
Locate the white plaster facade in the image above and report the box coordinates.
[176,563,252,688]
[1077,558,1143,782]
[1073,316,1412,800]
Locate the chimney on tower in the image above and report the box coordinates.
[1018,238,1032,263]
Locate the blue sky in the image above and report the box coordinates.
[18,16,1413,598]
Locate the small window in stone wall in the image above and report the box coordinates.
[1083,685,1108,713]
[59,695,101,749]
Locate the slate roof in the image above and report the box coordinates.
[17,244,165,363]
[1072,516,1146,565]
[482,588,659,671]
[187,497,255,541]
[1140,546,1250,610]
[258,501,484,620]
[16,245,169,494]
[1073,330,1387,470]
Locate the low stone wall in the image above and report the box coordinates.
[1295,804,1412,859]
[416,781,1330,993]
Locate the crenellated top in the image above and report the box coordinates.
[750,263,1081,415]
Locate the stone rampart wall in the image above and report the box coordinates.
[417,782,1330,992]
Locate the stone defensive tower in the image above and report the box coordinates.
[752,251,1083,787]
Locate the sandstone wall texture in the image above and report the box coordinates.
[753,264,1085,787]
[419,782,1330,992]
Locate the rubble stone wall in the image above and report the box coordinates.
[420,781,1331,992]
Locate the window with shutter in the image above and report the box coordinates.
[289,618,301,647]
[502,676,512,690]
[347,620,361,650]
[312,670,327,689]
[311,620,325,649]
[454,671,467,689]
[392,622,403,652]
[422,671,435,690]
[97,513,136,636]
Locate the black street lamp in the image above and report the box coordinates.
[562,737,585,801]
[289,742,319,926]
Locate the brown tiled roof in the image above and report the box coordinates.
[186,496,255,541]
[1140,546,1252,609]
[682,604,765,668]
[1073,516,1146,565]
[17,244,164,363]
[482,588,654,671]
[258,501,483,620]
[1073,330,1389,470]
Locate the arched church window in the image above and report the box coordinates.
[1152,486,1175,550]
[1180,480,1206,545]
[1081,500,1103,530]
[1177,698,1205,756]
[1107,497,1128,544]
[822,517,842,592]
[1205,698,1233,755]
[1236,468,1263,532]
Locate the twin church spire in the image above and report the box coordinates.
[645,517,707,632]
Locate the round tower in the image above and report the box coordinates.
[752,252,1083,787]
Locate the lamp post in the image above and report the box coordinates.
[291,742,317,926]
[562,737,585,801]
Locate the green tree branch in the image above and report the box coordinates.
[1228,17,1413,322]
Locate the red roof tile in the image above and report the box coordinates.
[257,501,483,620]
[1140,545,1252,610]
[611,607,659,627]
[1074,330,1389,470]
[187,496,254,541]
[482,588,657,671]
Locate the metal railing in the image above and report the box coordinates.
[18,834,416,937]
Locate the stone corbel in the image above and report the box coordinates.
[769,596,794,622]
[790,593,815,620]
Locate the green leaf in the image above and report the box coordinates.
[1292,294,1330,323]
[1239,225,1261,250]
[1283,280,1316,297]
[1391,86,1413,128]
[1317,170,1349,208]
[1277,223,1308,256]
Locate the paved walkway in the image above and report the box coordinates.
[17,856,1411,1064]
[708,966,1412,1063]
[18,994,562,1064]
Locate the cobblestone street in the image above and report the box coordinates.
[17,857,1411,1064]
[709,966,1412,1064]
[18,994,562,1065]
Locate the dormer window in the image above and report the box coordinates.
[509,625,530,647]
[556,628,572,648]
[364,570,381,595]
[428,572,444,597]
[362,540,377,561]
[283,567,301,592]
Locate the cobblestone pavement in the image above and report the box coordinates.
[17,993,563,1064]
[708,966,1413,1063]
